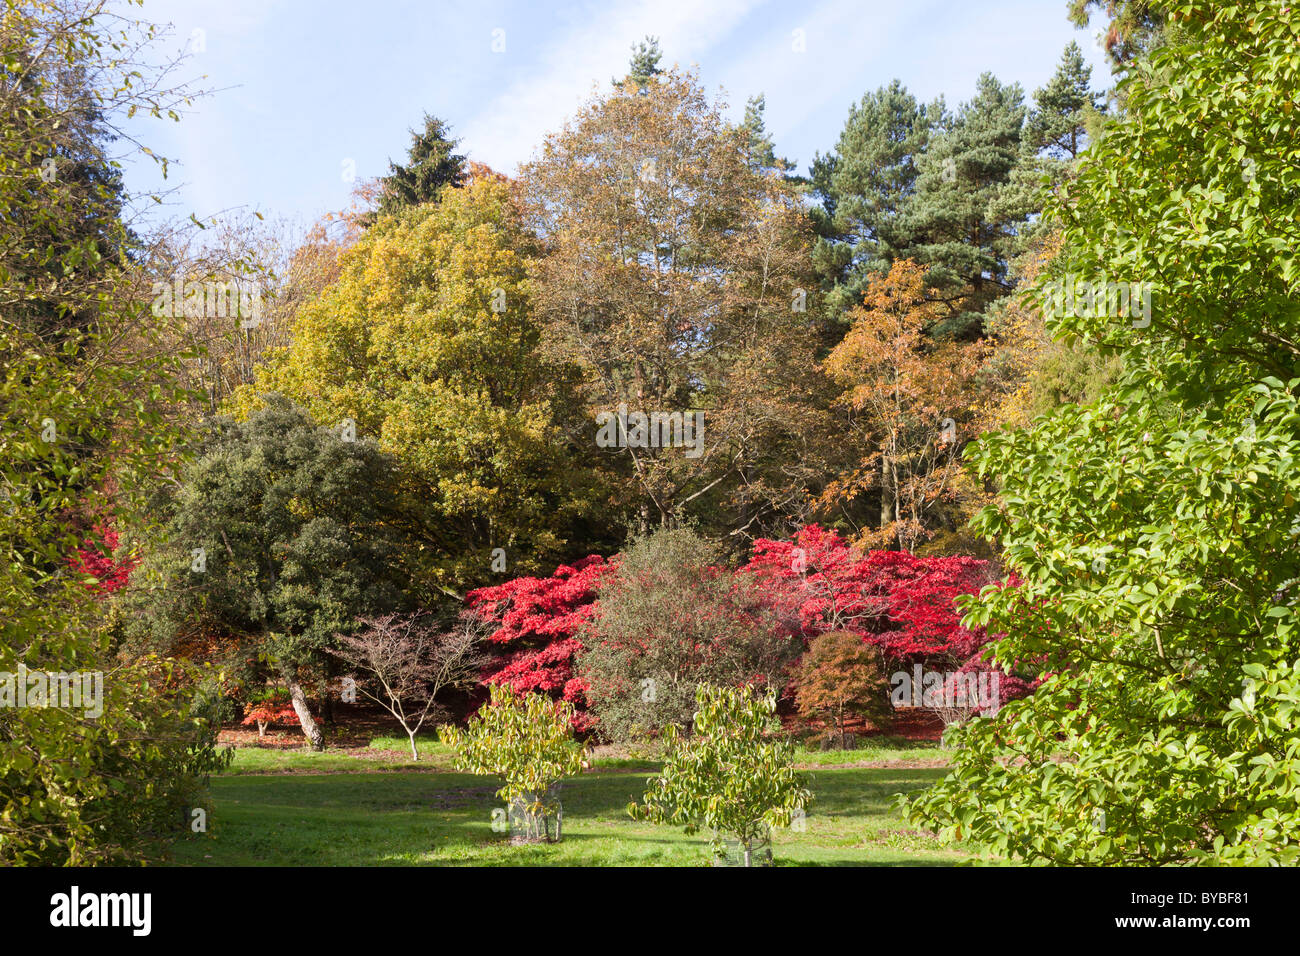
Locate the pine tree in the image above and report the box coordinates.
[900,73,1033,338]
[617,35,663,91]
[810,80,944,321]
[739,94,796,177]
[1068,0,1165,73]
[362,113,465,226]
[1026,41,1105,160]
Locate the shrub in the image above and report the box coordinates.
[796,630,892,745]
[241,689,297,739]
[440,684,586,843]
[630,684,811,866]
[579,528,799,742]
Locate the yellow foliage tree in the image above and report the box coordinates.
[228,171,607,595]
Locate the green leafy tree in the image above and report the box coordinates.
[905,0,1300,865]
[740,94,797,178]
[1,0,225,864]
[128,395,414,750]
[440,684,586,843]
[630,684,811,866]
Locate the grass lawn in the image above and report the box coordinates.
[167,737,979,867]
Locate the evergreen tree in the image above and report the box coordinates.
[900,73,1034,338]
[810,80,944,321]
[1026,41,1105,160]
[1069,0,1166,73]
[740,94,796,178]
[362,113,465,226]
[618,35,663,90]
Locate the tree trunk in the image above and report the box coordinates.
[880,450,894,530]
[408,729,420,760]
[287,678,325,751]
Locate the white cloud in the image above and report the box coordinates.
[460,0,766,173]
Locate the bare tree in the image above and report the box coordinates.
[332,614,486,759]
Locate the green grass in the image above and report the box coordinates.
[171,740,974,866]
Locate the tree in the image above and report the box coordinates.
[630,684,811,866]
[332,613,485,759]
[740,94,796,178]
[464,555,609,727]
[811,80,944,321]
[241,689,297,739]
[906,0,1300,865]
[820,259,991,549]
[128,395,414,750]
[0,0,226,865]
[359,113,465,226]
[901,73,1035,337]
[577,527,800,742]
[232,172,611,595]
[522,66,829,538]
[1068,0,1166,73]
[796,631,892,745]
[440,684,586,843]
[1025,42,1105,161]
[618,35,663,90]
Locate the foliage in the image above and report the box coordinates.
[125,394,414,748]
[359,113,465,227]
[522,66,831,536]
[241,689,297,737]
[577,527,800,742]
[821,259,991,548]
[796,631,893,742]
[440,684,586,830]
[0,0,225,865]
[232,173,609,594]
[629,684,811,865]
[465,555,609,726]
[739,525,1009,667]
[905,0,1300,865]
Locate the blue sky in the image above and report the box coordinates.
[119,0,1111,227]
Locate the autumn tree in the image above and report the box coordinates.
[332,613,486,759]
[231,171,614,594]
[796,630,892,746]
[821,259,990,550]
[522,67,831,540]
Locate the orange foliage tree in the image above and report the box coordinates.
[820,259,991,551]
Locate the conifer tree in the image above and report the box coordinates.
[362,113,465,226]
